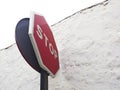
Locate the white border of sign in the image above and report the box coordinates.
[28,12,55,77]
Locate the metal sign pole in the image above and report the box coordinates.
[40,69,48,90]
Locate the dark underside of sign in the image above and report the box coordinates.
[15,18,42,73]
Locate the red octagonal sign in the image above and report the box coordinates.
[29,12,59,77]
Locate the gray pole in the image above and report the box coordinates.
[40,69,48,90]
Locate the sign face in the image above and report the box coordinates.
[29,12,59,77]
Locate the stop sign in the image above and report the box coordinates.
[29,12,59,77]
